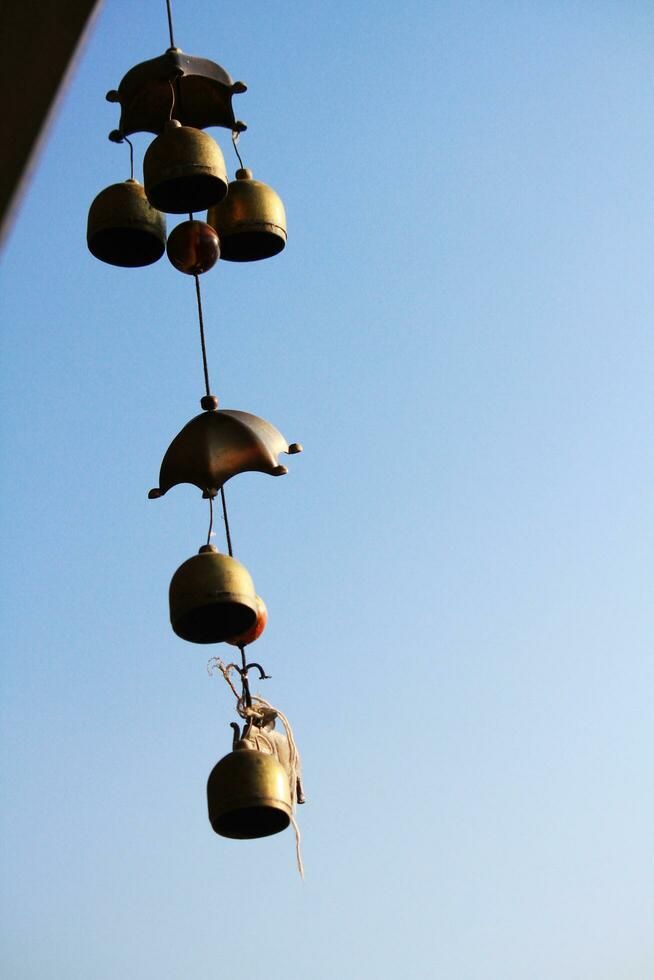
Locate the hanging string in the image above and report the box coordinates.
[123,136,134,181]
[238,644,250,706]
[220,486,233,556]
[206,494,214,545]
[231,130,245,170]
[193,273,211,398]
[168,79,176,121]
[165,0,176,48]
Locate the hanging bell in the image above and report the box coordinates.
[143,120,228,214]
[169,544,258,643]
[207,168,286,261]
[86,179,166,267]
[207,742,292,839]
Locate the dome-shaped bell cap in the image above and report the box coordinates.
[143,121,228,214]
[207,744,292,839]
[169,545,257,643]
[87,180,166,266]
[207,168,286,261]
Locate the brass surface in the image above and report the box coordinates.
[106,48,247,138]
[169,547,257,644]
[87,179,166,267]
[207,168,286,262]
[149,408,301,499]
[207,744,292,839]
[143,122,228,215]
[166,219,220,274]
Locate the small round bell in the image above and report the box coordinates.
[207,742,292,839]
[87,179,166,266]
[169,545,257,643]
[207,168,286,261]
[166,219,220,274]
[226,595,267,647]
[143,120,228,214]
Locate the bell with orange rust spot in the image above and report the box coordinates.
[207,741,292,839]
[169,544,258,643]
[207,167,286,261]
[87,180,166,267]
[143,120,228,214]
[226,595,267,647]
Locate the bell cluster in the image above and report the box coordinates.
[87,71,286,272]
[86,40,304,856]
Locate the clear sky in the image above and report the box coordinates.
[2,1,654,977]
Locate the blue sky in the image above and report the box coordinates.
[2,2,654,977]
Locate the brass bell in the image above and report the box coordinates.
[143,120,228,214]
[169,544,257,643]
[207,742,292,839]
[207,168,286,261]
[87,179,166,266]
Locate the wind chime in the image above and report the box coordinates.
[86,0,305,873]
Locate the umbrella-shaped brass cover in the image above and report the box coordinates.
[207,742,292,839]
[169,545,257,643]
[149,407,302,499]
[106,48,247,138]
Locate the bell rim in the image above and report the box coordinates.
[87,226,166,267]
[145,174,229,215]
[209,801,291,840]
[171,594,258,644]
[217,225,287,262]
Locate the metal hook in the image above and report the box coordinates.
[168,78,176,121]
[225,661,271,682]
[230,721,241,747]
[231,130,245,170]
[243,662,271,680]
[124,136,134,181]
[206,493,214,546]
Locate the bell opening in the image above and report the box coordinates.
[149,175,228,214]
[173,600,256,643]
[211,804,290,840]
[219,229,286,262]
[88,227,165,267]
